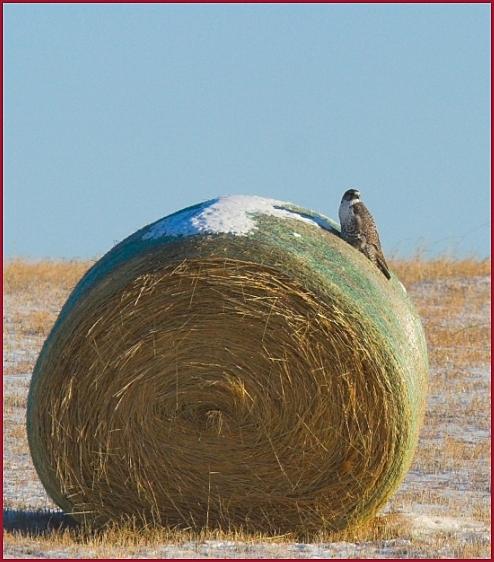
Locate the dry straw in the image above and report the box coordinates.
[27,200,428,534]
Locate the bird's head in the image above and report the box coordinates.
[341,188,361,203]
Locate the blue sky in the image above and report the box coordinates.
[4,4,490,259]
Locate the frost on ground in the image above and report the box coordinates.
[3,264,491,558]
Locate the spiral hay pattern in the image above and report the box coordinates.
[27,196,428,533]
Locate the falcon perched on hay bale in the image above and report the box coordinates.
[339,188,391,280]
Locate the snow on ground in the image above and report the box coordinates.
[3,272,491,558]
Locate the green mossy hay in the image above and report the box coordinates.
[27,195,428,533]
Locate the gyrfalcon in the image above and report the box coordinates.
[338,188,391,280]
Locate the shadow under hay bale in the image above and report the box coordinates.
[27,195,428,533]
[3,508,77,536]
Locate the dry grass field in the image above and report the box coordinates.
[3,257,491,558]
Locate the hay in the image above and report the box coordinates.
[27,196,428,533]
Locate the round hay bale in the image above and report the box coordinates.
[27,195,428,533]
